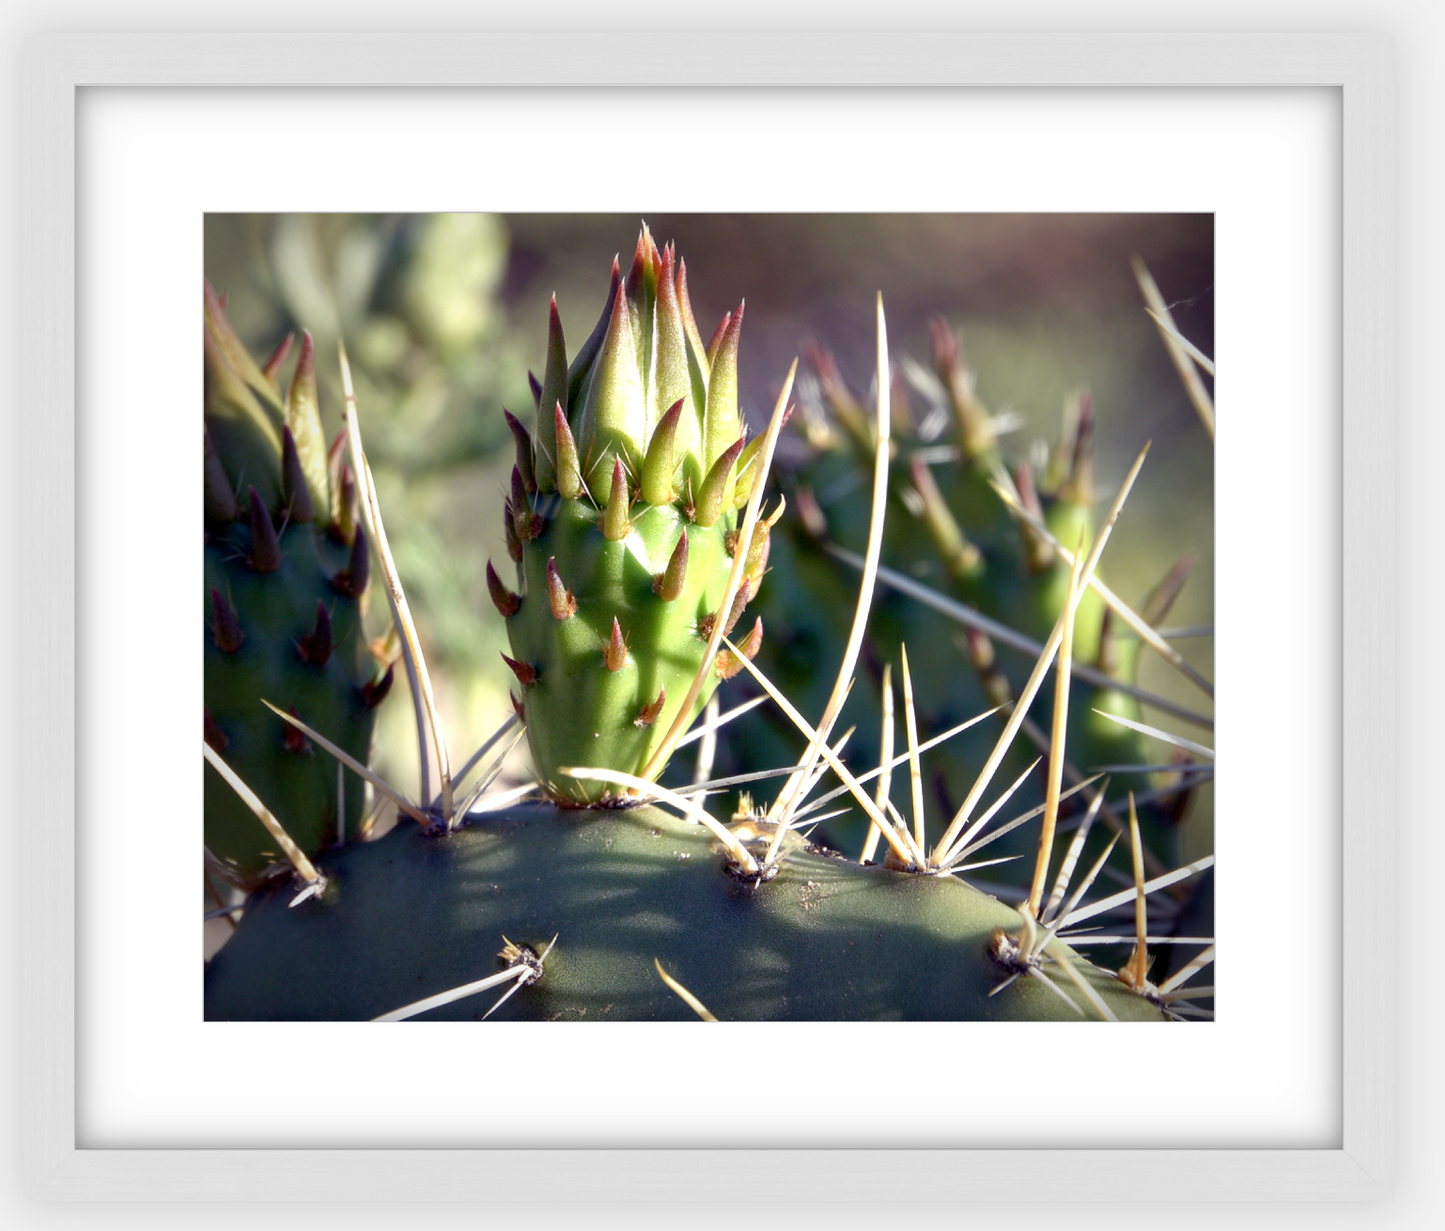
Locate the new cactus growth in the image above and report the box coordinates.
[203,284,389,880]
[204,224,1214,1025]
[494,228,770,803]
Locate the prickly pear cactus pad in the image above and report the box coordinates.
[492,228,770,803]
[203,284,389,878]
[204,801,1168,1022]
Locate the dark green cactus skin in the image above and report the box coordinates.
[506,498,738,803]
[203,285,385,878]
[204,524,377,872]
[204,801,1167,1022]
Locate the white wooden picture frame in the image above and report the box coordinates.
[20,33,1393,1202]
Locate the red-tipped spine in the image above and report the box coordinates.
[504,409,537,494]
[546,557,577,620]
[503,502,523,563]
[806,343,872,450]
[260,332,295,383]
[909,455,981,580]
[246,487,282,573]
[653,531,689,601]
[603,618,628,672]
[282,705,311,754]
[510,465,540,542]
[716,617,763,680]
[1065,391,1095,506]
[534,297,568,493]
[326,432,358,542]
[930,317,995,459]
[702,304,744,471]
[564,261,621,413]
[554,403,583,500]
[362,663,395,709]
[640,398,684,505]
[675,257,708,364]
[331,524,370,599]
[694,436,745,528]
[332,463,359,546]
[602,456,631,541]
[634,687,666,727]
[705,311,732,364]
[743,516,774,593]
[1013,463,1054,573]
[296,600,333,665]
[502,653,538,687]
[486,560,521,617]
[1142,553,1198,627]
[209,588,245,653]
[280,425,316,524]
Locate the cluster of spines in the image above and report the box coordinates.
[805,321,1135,675]
[517,227,751,509]
[730,317,1201,876]
[486,514,773,719]
[204,303,391,719]
[483,228,786,795]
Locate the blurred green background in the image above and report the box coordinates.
[203,212,1213,854]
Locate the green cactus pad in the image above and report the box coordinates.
[204,521,380,872]
[203,287,386,878]
[204,801,1168,1022]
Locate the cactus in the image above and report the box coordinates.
[203,222,1214,1023]
[492,227,771,803]
[731,325,1205,881]
[203,284,390,881]
[204,796,1175,1022]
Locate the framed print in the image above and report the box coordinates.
[21,33,1393,1202]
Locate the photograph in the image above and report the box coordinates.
[201,211,1215,1022]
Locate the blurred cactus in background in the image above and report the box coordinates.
[204,214,535,806]
[203,284,391,884]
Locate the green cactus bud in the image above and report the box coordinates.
[499,230,768,804]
